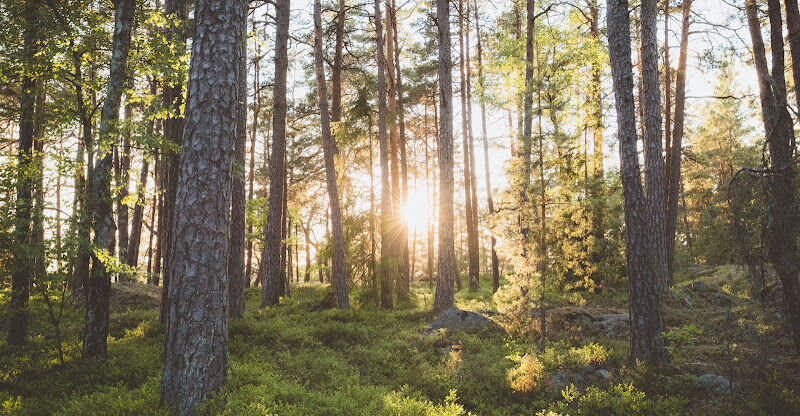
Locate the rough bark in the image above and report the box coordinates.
[8,0,38,347]
[118,104,131,271]
[160,0,245,412]
[746,0,800,348]
[607,0,667,365]
[313,0,351,309]
[433,0,457,311]
[375,0,394,309]
[246,15,260,288]
[228,10,248,319]
[260,0,290,307]
[83,0,135,359]
[160,0,188,323]
[332,0,346,123]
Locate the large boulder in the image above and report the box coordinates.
[594,313,630,337]
[696,374,732,395]
[423,308,503,335]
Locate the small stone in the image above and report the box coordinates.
[682,297,693,309]
[550,371,584,390]
[690,281,711,292]
[596,369,610,380]
[696,374,732,395]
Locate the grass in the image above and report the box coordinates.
[0,268,798,415]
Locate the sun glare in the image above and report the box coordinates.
[405,189,430,232]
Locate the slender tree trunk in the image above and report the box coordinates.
[304,223,311,282]
[83,0,135,359]
[474,1,498,292]
[260,0,291,307]
[160,0,245,411]
[313,0,351,309]
[369,114,377,289]
[118,104,131,273]
[607,0,668,365]
[160,0,188,323]
[127,80,157,269]
[588,0,606,269]
[425,103,435,288]
[433,0,457,311]
[246,15,260,288]
[332,0,346,123]
[8,0,38,346]
[392,0,411,301]
[147,160,158,284]
[228,11,248,319]
[665,0,692,286]
[464,0,480,292]
[375,0,394,309]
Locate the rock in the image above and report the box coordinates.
[696,374,732,395]
[550,371,584,390]
[559,307,596,326]
[690,281,711,292]
[423,308,503,335]
[594,313,630,337]
[709,292,733,306]
[596,369,610,380]
[682,297,694,309]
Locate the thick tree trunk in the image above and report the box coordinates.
[83,0,135,359]
[746,0,800,348]
[8,0,38,346]
[160,0,188,323]
[160,0,245,412]
[228,12,248,319]
[313,0,351,309]
[433,0,457,311]
[260,0,290,307]
[375,0,394,309]
[607,0,667,365]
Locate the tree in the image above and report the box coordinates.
[433,0,457,311]
[8,0,39,347]
[375,0,394,309]
[744,0,800,348]
[260,0,290,307]
[228,2,248,319]
[607,0,668,365]
[83,0,135,360]
[160,0,245,411]
[313,0,350,309]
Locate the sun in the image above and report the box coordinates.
[405,187,430,233]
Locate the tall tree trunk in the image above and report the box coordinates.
[369,114,377,289]
[118,104,131,272]
[332,0,346,123]
[8,0,38,346]
[385,0,402,305]
[464,0,480,292]
[474,4,499,293]
[425,103,435,288]
[160,0,188,323]
[160,0,244,411]
[127,158,148,269]
[260,0,290,307]
[746,0,800,348]
[458,0,478,292]
[664,0,692,286]
[313,0,351,309]
[83,0,135,359]
[607,0,668,365]
[147,160,158,284]
[375,0,394,309]
[588,0,606,269]
[433,0,457,311]
[246,14,260,288]
[228,11,248,319]
[392,0,411,301]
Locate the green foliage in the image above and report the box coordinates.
[545,383,688,416]
[663,324,703,365]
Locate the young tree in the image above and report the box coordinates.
[313,0,350,309]
[433,0,457,311]
[607,0,668,365]
[160,0,245,412]
[260,0,291,307]
[83,0,135,359]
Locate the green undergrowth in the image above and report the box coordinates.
[1,273,798,415]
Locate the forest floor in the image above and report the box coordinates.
[1,266,799,415]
